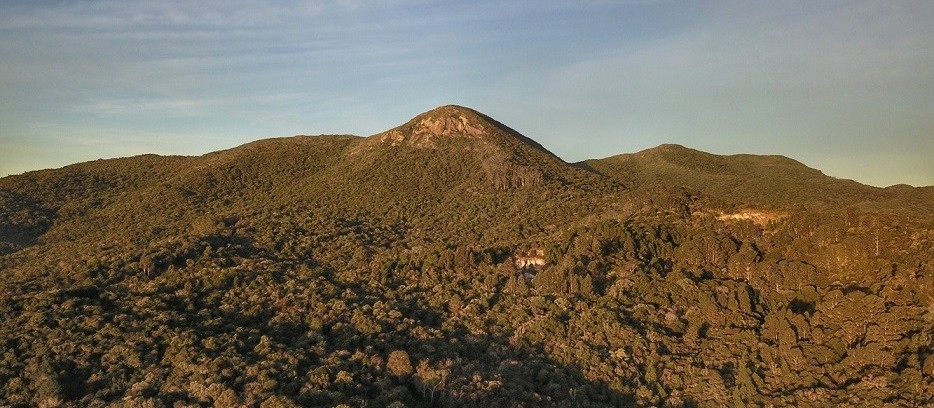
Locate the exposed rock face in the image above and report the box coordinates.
[513,249,546,270]
[514,256,546,269]
[716,209,787,226]
[377,105,492,147]
[420,113,485,137]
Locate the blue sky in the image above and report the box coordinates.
[1,1,932,186]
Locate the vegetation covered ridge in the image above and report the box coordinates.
[0,105,931,406]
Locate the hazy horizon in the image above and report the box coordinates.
[2,1,932,187]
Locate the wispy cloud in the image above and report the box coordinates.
[79,98,221,117]
[0,1,330,31]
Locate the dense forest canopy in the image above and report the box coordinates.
[1,105,931,407]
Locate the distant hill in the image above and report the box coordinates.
[585,143,933,216]
[0,106,931,406]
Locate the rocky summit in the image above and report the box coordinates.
[378,105,489,147]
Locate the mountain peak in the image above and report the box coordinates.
[418,104,487,125]
[358,105,578,189]
[638,144,705,157]
[372,104,560,161]
[376,105,499,147]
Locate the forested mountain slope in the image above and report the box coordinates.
[586,144,934,217]
[0,106,931,407]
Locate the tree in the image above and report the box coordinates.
[387,350,413,377]
[139,255,155,277]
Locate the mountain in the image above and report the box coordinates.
[371,104,550,154]
[354,104,603,191]
[0,106,931,407]
[586,144,933,216]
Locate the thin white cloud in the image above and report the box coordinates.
[0,1,328,30]
[79,98,220,117]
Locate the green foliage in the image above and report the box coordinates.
[587,144,934,217]
[0,107,931,406]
